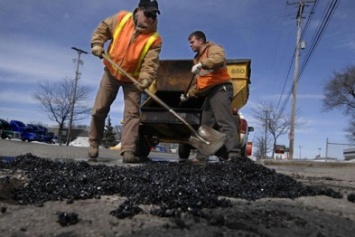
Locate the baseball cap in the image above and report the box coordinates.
[138,0,160,14]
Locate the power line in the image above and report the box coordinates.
[276,0,317,113]
[298,0,341,77]
[277,0,341,159]
[276,0,341,117]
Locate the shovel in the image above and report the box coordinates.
[102,53,226,156]
[178,74,195,107]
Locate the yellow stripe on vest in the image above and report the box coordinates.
[133,32,159,76]
[112,12,132,41]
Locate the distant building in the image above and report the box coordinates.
[343,148,355,161]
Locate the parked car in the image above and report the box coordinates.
[152,145,169,152]
[21,127,40,142]
[0,118,20,139]
[10,120,27,133]
[10,120,39,142]
[27,124,54,143]
[238,113,254,157]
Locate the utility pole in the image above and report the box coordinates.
[264,110,269,159]
[299,145,302,159]
[66,47,88,145]
[288,0,308,160]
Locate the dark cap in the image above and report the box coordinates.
[138,0,160,14]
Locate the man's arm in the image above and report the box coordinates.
[200,44,226,69]
[91,14,118,47]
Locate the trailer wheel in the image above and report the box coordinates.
[135,134,151,158]
[215,146,228,160]
[241,144,247,158]
[178,144,192,159]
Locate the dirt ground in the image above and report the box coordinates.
[1,192,355,237]
[0,141,355,237]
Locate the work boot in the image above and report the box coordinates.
[227,151,242,162]
[178,158,188,163]
[189,152,208,164]
[88,145,99,162]
[122,151,140,163]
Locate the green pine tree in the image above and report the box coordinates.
[102,115,117,148]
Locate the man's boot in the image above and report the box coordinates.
[122,151,140,163]
[227,150,242,162]
[190,151,208,164]
[88,145,99,162]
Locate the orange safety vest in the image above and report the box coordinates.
[196,46,231,90]
[103,11,160,82]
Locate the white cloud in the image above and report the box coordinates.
[0,35,73,82]
[0,91,36,105]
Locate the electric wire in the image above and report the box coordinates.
[270,3,293,95]
[276,1,317,114]
[298,0,341,77]
[275,1,313,114]
[276,0,340,118]
[275,0,316,111]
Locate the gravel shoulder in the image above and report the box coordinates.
[1,140,355,237]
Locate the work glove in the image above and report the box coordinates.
[137,79,151,91]
[191,62,202,74]
[180,86,198,102]
[180,94,189,103]
[91,45,104,58]
[187,86,199,98]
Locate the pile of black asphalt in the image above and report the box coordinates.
[0,153,343,219]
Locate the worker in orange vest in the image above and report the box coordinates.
[88,0,162,163]
[181,30,241,162]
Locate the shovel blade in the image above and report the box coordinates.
[188,124,226,156]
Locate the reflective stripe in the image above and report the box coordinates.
[112,13,132,44]
[133,32,159,76]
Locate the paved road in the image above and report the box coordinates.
[0,139,179,165]
[1,138,355,171]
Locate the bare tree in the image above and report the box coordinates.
[347,115,355,143]
[252,102,305,159]
[33,78,91,145]
[114,124,123,142]
[252,102,275,159]
[323,66,355,142]
[323,66,355,114]
[253,135,272,160]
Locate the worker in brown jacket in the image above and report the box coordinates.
[181,30,241,162]
[88,0,162,163]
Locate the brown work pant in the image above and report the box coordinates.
[89,69,141,154]
[202,82,240,153]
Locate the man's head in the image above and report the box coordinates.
[188,31,206,53]
[136,0,160,28]
[138,0,160,15]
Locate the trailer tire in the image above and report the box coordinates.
[178,144,192,159]
[241,144,247,158]
[215,146,228,160]
[135,135,151,158]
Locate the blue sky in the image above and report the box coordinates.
[1,0,354,159]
